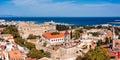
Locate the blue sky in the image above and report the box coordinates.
[0,0,120,17]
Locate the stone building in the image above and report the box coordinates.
[18,22,56,39]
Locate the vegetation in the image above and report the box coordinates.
[70,31,72,39]
[43,42,47,47]
[89,32,99,36]
[1,25,20,38]
[74,30,81,39]
[83,26,95,30]
[71,25,80,29]
[96,25,103,29]
[105,38,110,44]
[97,40,103,46]
[27,48,51,59]
[114,27,120,35]
[84,46,110,60]
[51,32,60,35]
[56,25,69,31]
[2,26,51,59]
[0,25,8,28]
[81,45,88,49]
[76,56,83,60]
[27,34,38,39]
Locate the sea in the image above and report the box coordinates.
[0,17,120,26]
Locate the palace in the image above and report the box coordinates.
[18,22,56,39]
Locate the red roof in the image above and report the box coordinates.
[43,32,64,38]
[64,30,69,35]
[8,50,23,59]
[109,52,116,57]
[115,58,120,60]
[0,45,5,49]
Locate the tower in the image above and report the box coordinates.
[63,30,72,48]
[112,26,116,49]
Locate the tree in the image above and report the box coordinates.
[110,38,113,43]
[85,46,110,60]
[56,25,69,31]
[43,42,47,47]
[105,38,110,44]
[15,37,26,47]
[51,32,60,35]
[118,35,120,39]
[76,56,83,60]
[27,48,51,59]
[74,30,80,39]
[97,40,102,46]
[27,34,37,39]
[27,48,43,59]
[25,42,35,50]
[89,32,99,37]
[70,31,72,39]
[1,26,20,38]
[83,26,95,30]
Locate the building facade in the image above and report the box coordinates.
[18,22,56,39]
[43,32,64,45]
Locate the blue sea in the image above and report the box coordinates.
[0,17,120,26]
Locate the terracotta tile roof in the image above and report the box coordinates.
[43,32,64,38]
[109,52,116,57]
[40,57,49,60]
[115,58,120,60]
[8,50,23,59]
[0,45,5,49]
[64,30,69,35]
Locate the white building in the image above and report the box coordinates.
[43,32,64,45]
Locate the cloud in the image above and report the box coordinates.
[0,0,120,17]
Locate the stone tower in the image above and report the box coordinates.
[112,26,116,49]
[63,30,72,48]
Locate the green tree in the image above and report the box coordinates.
[27,48,43,59]
[97,40,102,46]
[83,26,96,30]
[74,30,80,39]
[89,32,99,37]
[27,34,37,39]
[105,38,110,44]
[70,31,72,39]
[56,25,69,31]
[1,26,20,38]
[43,42,47,47]
[15,37,26,47]
[25,42,35,50]
[51,32,60,35]
[85,46,110,60]
[76,56,83,60]
[27,48,51,59]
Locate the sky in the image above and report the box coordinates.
[0,0,120,17]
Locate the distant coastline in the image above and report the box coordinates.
[0,17,120,26]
